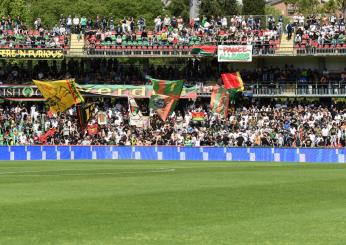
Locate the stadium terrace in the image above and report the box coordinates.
[2,0,346,243]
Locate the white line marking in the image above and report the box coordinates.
[0,168,176,177]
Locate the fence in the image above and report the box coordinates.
[251,82,346,97]
[0,146,345,163]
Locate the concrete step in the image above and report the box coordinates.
[69,34,85,56]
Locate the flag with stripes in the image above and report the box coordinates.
[210,85,230,118]
[149,78,183,121]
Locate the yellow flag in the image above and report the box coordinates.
[33,79,84,113]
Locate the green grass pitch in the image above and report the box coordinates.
[0,160,346,244]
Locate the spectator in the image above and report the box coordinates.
[138,17,145,32]
[154,16,162,33]
[73,15,80,34]
[66,15,72,33]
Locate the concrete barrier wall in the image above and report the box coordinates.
[0,146,344,163]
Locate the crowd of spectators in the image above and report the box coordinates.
[0,16,69,49]
[0,59,345,88]
[292,14,346,50]
[2,13,346,53]
[84,15,281,53]
[1,99,346,148]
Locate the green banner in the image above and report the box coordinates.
[0,84,198,100]
[78,85,197,99]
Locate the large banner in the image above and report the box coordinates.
[0,85,44,101]
[0,84,199,101]
[0,49,64,59]
[78,85,198,99]
[217,45,252,62]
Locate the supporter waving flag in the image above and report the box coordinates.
[149,78,184,121]
[76,103,95,131]
[128,96,144,127]
[149,94,176,121]
[221,72,244,102]
[33,79,84,113]
[210,85,230,118]
[128,96,141,116]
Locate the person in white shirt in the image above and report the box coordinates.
[73,16,80,33]
[154,16,162,32]
[221,17,227,28]
[163,15,171,27]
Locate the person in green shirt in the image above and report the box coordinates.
[184,135,193,147]
[338,33,345,44]
[80,17,87,33]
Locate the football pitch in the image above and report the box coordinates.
[0,160,346,244]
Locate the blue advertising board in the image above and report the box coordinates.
[0,146,344,163]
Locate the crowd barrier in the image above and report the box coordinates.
[0,146,345,163]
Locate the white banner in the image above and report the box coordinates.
[97,111,108,125]
[217,45,252,62]
[130,115,150,128]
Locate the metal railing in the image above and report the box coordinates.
[0,45,346,58]
[251,82,346,97]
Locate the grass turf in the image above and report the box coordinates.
[0,160,346,244]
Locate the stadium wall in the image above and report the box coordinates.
[0,146,345,163]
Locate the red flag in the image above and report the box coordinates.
[47,109,54,118]
[39,128,55,143]
[221,72,244,91]
[87,124,98,135]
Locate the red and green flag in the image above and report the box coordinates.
[221,72,244,91]
[191,45,217,57]
[149,94,176,121]
[210,85,230,118]
[149,78,184,121]
[191,112,206,121]
[221,72,244,102]
[150,78,184,98]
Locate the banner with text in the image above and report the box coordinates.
[78,85,198,99]
[0,84,199,101]
[217,45,252,62]
[0,49,64,59]
[0,85,43,101]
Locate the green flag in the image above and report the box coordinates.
[150,78,184,98]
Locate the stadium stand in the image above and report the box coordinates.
[0,16,70,50]
[293,14,346,55]
[1,99,346,147]
[1,14,346,148]
[83,15,281,55]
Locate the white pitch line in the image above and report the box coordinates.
[0,168,176,177]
